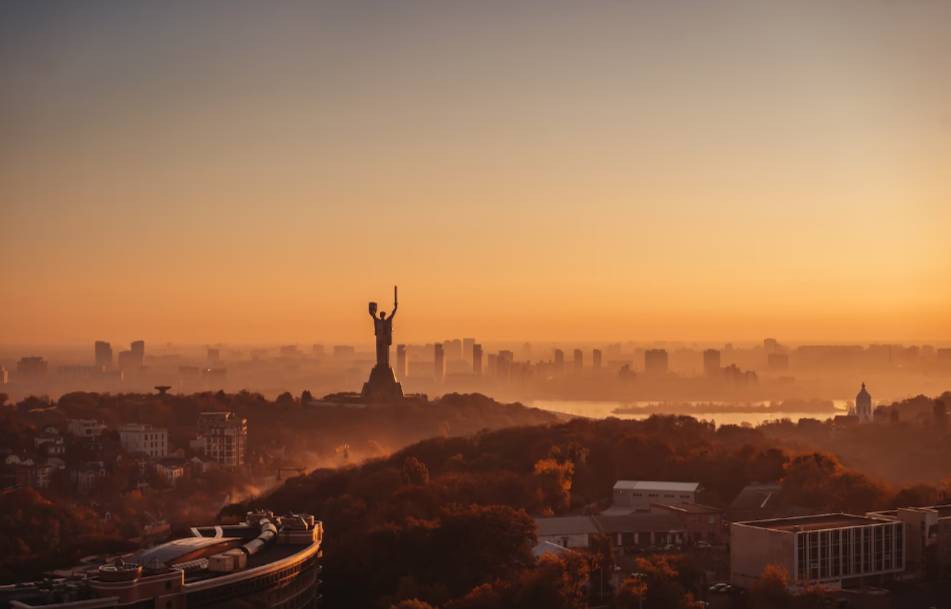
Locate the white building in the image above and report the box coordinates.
[535,516,600,549]
[197,411,247,467]
[119,423,168,458]
[610,480,699,513]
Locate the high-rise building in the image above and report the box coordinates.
[396,344,407,380]
[94,341,113,370]
[855,382,872,423]
[130,340,145,366]
[198,411,247,467]
[448,339,463,361]
[0,366,8,385]
[486,353,498,376]
[16,356,48,380]
[553,349,565,370]
[434,343,445,381]
[573,349,583,370]
[498,350,514,379]
[117,350,136,371]
[703,349,721,377]
[592,349,603,369]
[644,349,669,375]
[473,343,483,375]
[463,338,475,362]
[207,348,221,365]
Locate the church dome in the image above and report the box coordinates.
[856,382,870,400]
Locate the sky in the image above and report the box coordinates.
[2,0,950,345]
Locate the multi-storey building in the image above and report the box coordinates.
[118,423,168,458]
[197,412,247,467]
[731,513,905,589]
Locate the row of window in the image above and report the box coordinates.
[795,524,904,581]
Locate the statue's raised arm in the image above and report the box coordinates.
[369,301,378,318]
[389,285,398,318]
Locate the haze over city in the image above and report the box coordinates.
[3,1,950,346]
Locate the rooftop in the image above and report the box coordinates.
[737,513,890,532]
[534,516,599,537]
[613,480,699,493]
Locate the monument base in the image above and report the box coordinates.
[361,364,404,403]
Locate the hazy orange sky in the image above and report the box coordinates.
[2,1,950,345]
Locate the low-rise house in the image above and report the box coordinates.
[651,502,725,544]
[535,516,600,549]
[608,480,699,514]
[594,512,686,551]
[153,458,186,484]
[67,418,107,438]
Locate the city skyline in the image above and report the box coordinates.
[3,1,950,344]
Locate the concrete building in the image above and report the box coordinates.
[119,423,168,458]
[66,419,106,438]
[573,349,583,370]
[472,343,483,375]
[868,504,951,578]
[497,350,514,380]
[652,502,726,544]
[197,411,247,467]
[434,343,445,381]
[0,366,7,385]
[703,349,721,377]
[16,357,48,380]
[592,348,603,369]
[130,339,145,366]
[644,349,669,375]
[395,344,407,380]
[535,516,599,549]
[768,352,790,371]
[730,513,905,589]
[462,338,475,362]
[610,481,699,513]
[94,341,113,370]
[553,348,565,370]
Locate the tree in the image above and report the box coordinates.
[402,456,430,486]
[749,565,792,609]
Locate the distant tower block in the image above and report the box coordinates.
[396,344,407,380]
[703,349,721,377]
[473,343,483,375]
[592,348,603,369]
[463,338,475,362]
[434,343,445,381]
[855,382,872,423]
[645,349,669,375]
[553,349,565,370]
[573,349,583,370]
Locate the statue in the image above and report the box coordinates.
[368,285,398,368]
[361,285,404,402]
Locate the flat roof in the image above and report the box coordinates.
[613,481,699,493]
[738,513,890,532]
[534,516,599,537]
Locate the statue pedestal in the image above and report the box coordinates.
[361,365,404,403]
